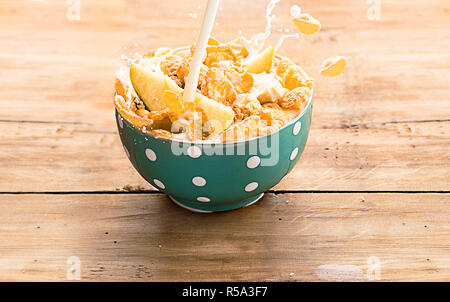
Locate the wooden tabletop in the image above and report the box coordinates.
[0,0,449,281]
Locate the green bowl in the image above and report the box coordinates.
[116,93,312,213]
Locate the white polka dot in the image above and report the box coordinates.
[153,179,165,189]
[245,182,259,192]
[192,176,206,187]
[145,148,157,161]
[247,156,261,169]
[187,146,202,158]
[290,148,299,160]
[118,115,123,129]
[123,146,130,158]
[197,197,211,203]
[169,196,213,213]
[293,121,301,135]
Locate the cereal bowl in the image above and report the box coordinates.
[115,92,312,213]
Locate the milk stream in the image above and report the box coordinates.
[182,0,220,104]
[181,0,304,138]
[183,0,303,92]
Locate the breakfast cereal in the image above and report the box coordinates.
[114,38,313,142]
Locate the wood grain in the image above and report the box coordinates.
[0,0,448,193]
[0,193,448,281]
[0,119,448,192]
[0,0,448,281]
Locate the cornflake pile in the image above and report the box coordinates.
[114,37,313,142]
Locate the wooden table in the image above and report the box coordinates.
[0,0,449,281]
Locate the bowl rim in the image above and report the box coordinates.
[117,49,314,146]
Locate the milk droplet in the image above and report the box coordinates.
[290,5,301,18]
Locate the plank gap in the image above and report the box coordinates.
[0,190,449,195]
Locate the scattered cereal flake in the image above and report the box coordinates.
[293,13,321,35]
[201,67,237,106]
[276,58,307,90]
[160,54,183,76]
[279,87,310,109]
[320,56,347,77]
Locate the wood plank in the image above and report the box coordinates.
[1,0,449,192]
[1,119,448,192]
[1,0,448,193]
[0,192,448,281]
[0,0,448,284]
[0,0,449,126]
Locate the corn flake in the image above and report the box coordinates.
[279,87,310,109]
[177,56,209,87]
[160,55,183,76]
[293,13,321,35]
[320,56,347,77]
[201,67,237,106]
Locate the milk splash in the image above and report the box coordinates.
[274,33,299,52]
[246,0,280,53]
[290,4,301,18]
[242,0,302,55]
